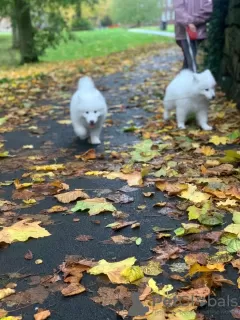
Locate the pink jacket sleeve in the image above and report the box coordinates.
[173,0,194,26]
[192,0,213,25]
[173,0,213,26]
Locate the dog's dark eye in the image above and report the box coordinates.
[86,111,89,114]
[205,89,209,91]
[94,111,97,113]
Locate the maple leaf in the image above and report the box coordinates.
[88,257,137,284]
[180,184,210,203]
[199,146,216,156]
[55,189,89,203]
[188,262,225,276]
[71,198,116,215]
[148,279,174,297]
[209,135,228,145]
[0,219,51,244]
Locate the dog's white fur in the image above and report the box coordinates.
[163,69,216,130]
[70,76,107,144]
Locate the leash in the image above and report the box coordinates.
[185,30,197,73]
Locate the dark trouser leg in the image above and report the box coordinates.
[176,39,198,71]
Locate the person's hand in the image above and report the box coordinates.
[188,24,197,33]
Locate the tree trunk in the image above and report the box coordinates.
[14,0,38,64]
[11,12,19,49]
[76,0,82,19]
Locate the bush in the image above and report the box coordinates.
[204,0,229,78]
[72,18,93,31]
[101,15,113,27]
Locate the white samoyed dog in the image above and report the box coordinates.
[163,69,216,130]
[70,76,107,144]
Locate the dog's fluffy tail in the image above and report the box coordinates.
[78,76,95,91]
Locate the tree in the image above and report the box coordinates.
[111,0,160,26]
[14,0,38,63]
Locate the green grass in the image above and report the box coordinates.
[0,28,173,67]
[138,25,175,32]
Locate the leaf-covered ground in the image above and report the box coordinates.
[0,43,240,320]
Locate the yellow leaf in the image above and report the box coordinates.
[121,266,144,283]
[55,190,89,203]
[0,288,15,300]
[22,145,34,149]
[0,219,51,244]
[57,119,72,125]
[88,257,137,284]
[224,224,240,238]
[14,179,32,190]
[31,164,65,171]
[85,171,143,186]
[71,198,116,215]
[217,199,238,208]
[209,136,228,145]
[0,317,22,320]
[199,146,216,156]
[237,277,240,289]
[23,199,37,205]
[35,259,43,265]
[180,184,210,203]
[188,262,225,276]
[148,279,174,297]
[141,261,163,276]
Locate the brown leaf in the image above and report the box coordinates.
[107,220,137,231]
[185,239,211,251]
[177,287,210,305]
[92,286,131,307]
[111,235,136,244]
[107,192,134,204]
[151,241,184,264]
[75,149,97,161]
[75,235,93,242]
[170,274,186,282]
[61,283,85,296]
[204,231,223,243]
[34,310,51,320]
[156,181,188,195]
[46,205,68,214]
[232,259,240,271]
[202,164,234,176]
[55,189,89,203]
[139,286,152,301]
[24,250,33,260]
[212,274,234,287]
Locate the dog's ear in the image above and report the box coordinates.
[193,73,199,83]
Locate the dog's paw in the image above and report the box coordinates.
[201,124,213,131]
[178,124,186,129]
[91,137,101,144]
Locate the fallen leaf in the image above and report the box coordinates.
[111,235,137,244]
[55,189,89,203]
[209,135,228,145]
[46,205,68,213]
[75,149,96,161]
[106,220,137,230]
[34,310,51,320]
[31,164,65,171]
[156,181,188,196]
[0,219,50,245]
[141,261,163,276]
[180,184,210,203]
[231,307,240,319]
[92,286,131,307]
[88,257,137,284]
[198,146,216,156]
[24,250,33,260]
[136,237,142,246]
[0,288,15,300]
[57,119,72,125]
[75,235,93,242]
[61,283,85,296]
[71,198,116,215]
[35,259,43,265]
[107,192,134,204]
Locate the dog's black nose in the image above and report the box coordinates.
[90,120,95,125]
[212,95,215,100]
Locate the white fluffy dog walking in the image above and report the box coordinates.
[70,76,107,144]
[163,69,216,130]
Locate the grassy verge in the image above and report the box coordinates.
[138,25,175,32]
[0,28,173,67]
